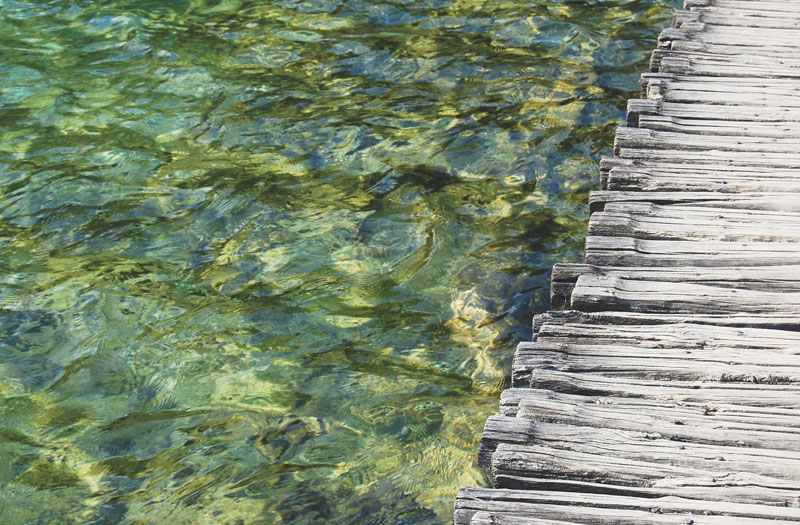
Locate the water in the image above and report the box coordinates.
[0,0,678,522]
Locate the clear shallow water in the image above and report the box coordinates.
[0,0,677,522]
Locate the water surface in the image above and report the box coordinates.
[0,0,677,522]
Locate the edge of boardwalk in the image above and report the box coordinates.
[455,0,800,523]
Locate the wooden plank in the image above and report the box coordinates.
[523,334,800,367]
[588,213,799,242]
[655,44,800,64]
[585,236,800,267]
[652,89,800,108]
[680,11,800,29]
[643,75,800,104]
[522,395,800,435]
[615,127,800,154]
[510,369,800,406]
[598,199,800,216]
[533,309,800,332]
[590,192,800,212]
[659,26,800,49]
[589,206,800,242]
[570,274,800,315]
[469,506,788,525]
[604,168,800,193]
[490,437,800,487]
[491,429,800,481]
[455,488,800,525]
[552,262,800,290]
[490,441,800,505]
[499,383,800,416]
[514,338,800,383]
[682,8,800,25]
[478,415,536,468]
[628,99,800,122]
[646,89,800,108]
[600,157,800,175]
[653,50,800,73]
[549,281,574,310]
[509,390,800,449]
[691,0,800,15]
[535,318,800,354]
[600,161,800,192]
[658,57,800,79]
[469,513,577,525]
[617,148,800,168]
[489,436,800,484]
[641,73,800,90]
[637,115,800,138]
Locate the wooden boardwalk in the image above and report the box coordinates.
[455,0,800,523]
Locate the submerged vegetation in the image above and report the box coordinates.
[0,0,677,522]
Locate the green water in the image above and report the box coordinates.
[0,0,677,523]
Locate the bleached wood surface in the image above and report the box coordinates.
[456,0,800,523]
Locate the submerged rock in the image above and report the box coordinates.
[447,288,512,394]
[366,400,444,444]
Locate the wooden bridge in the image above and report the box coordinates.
[455,0,800,522]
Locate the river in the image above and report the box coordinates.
[0,0,677,522]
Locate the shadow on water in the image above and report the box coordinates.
[0,0,680,522]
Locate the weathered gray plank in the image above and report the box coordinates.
[638,115,800,138]
[592,193,800,212]
[491,451,800,508]
[642,73,800,91]
[585,236,800,267]
[469,513,576,525]
[479,415,536,468]
[600,156,800,175]
[554,261,800,286]
[469,505,788,524]
[617,148,800,168]
[643,75,800,106]
[628,99,800,122]
[601,162,800,192]
[533,309,800,332]
[698,0,800,15]
[511,369,800,406]
[604,168,800,193]
[508,390,800,447]
[653,51,800,77]
[571,274,800,315]
[657,56,800,78]
[491,435,800,486]
[615,127,800,154]
[590,205,800,242]
[659,25,800,49]
[676,9,800,29]
[514,338,800,384]
[455,488,800,525]
[536,314,800,347]
[499,384,800,416]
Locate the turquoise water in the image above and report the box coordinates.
[0,0,677,523]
